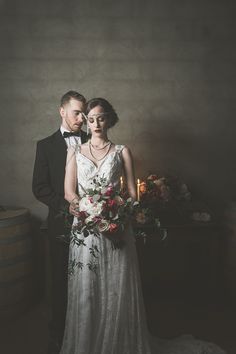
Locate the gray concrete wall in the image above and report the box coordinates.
[0,0,235,219]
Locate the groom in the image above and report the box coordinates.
[32,90,88,354]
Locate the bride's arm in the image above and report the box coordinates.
[122,146,137,200]
[64,147,80,212]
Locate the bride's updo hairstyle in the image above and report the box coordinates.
[86,98,119,128]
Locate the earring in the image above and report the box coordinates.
[87,124,90,135]
[82,113,90,135]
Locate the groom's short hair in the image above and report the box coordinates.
[60,90,86,107]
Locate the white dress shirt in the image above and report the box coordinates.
[60,126,82,147]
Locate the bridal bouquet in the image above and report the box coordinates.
[66,177,166,274]
[71,177,135,243]
[67,177,138,273]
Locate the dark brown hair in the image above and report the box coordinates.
[60,90,86,107]
[86,98,119,128]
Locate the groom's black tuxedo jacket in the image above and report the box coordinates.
[32,128,88,347]
[32,129,88,233]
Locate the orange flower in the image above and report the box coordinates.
[109,223,119,233]
[139,182,147,194]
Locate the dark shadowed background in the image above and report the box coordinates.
[0,1,236,353]
[0,0,235,219]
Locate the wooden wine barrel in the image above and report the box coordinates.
[225,202,236,299]
[0,207,35,319]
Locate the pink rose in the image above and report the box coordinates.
[105,186,114,196]
[107,199,116,208]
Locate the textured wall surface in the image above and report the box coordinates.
[0,0,235,219]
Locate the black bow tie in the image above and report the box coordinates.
[63,131,81,138]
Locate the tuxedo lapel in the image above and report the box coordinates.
[52,130,87,195]
[53,129,67,163]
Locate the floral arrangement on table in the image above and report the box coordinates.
[132,206,167,243]
[139,174,191,204]
[137,174,212,223]
[64,177,166,274]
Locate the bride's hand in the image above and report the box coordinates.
[69,198,80,217]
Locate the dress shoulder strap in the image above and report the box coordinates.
[115,144,125,153]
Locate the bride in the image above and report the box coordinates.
[60,98,226,354]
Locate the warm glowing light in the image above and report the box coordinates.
[120,176,124,191]
[137,178,140,201]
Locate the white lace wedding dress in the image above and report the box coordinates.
[60,145,226,354]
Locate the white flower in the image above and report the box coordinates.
[200,212,211,222]
[90,201,105,216]
[191,212,211,222]
[85,215,94,224]
[153,178,165,187]
[180,183,188,193]
[80,196,105,217]
[192,212,201,221]
[79,196,92,213]
[92,194,101,203]
[97,220,110,232]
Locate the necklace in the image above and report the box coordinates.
[89,140,111,150]
[89,140,112,161]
